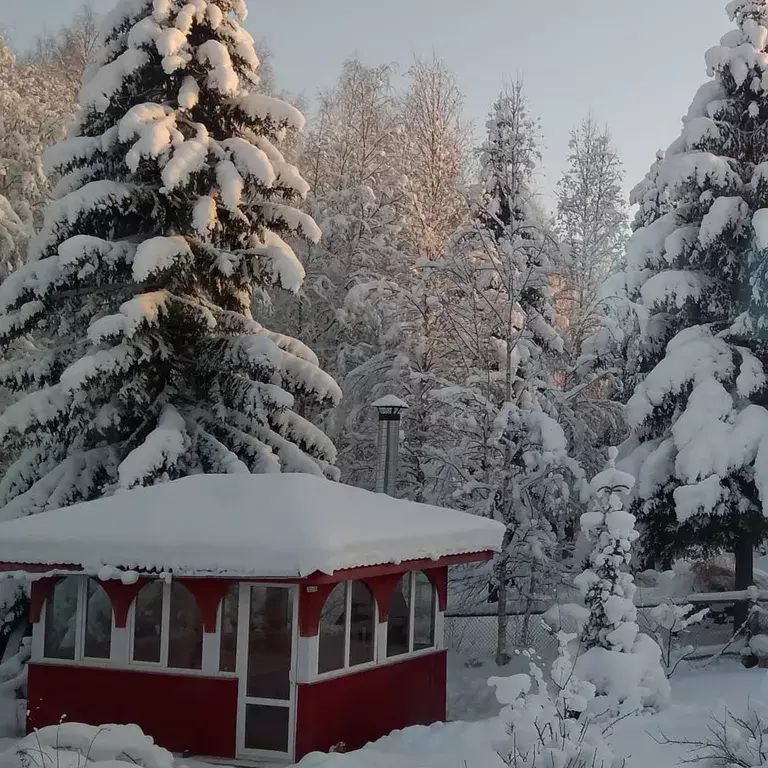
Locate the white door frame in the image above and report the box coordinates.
[235,582,299,762]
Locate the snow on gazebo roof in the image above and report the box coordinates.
[0,474,503,579]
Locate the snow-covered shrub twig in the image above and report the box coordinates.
[8,723,175,768]
[490,632,624,768]
[642,601,708,675]
[654,703,768,767]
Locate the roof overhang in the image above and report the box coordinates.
[0,550,494,584]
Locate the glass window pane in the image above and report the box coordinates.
[133,580,164,663]
[219,584,239,673]
[247,587,293,699]
[245,704,289,752]
[44,577,79,660]
[387,574,410,657]
[318,583,346,673]
[349,582,375,667]
[413,572,436,650]
[83,579,112,659]
[168,582,203,670]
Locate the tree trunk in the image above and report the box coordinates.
[496,569,509,667]
[520,561,536,650]
[734,531,754,633]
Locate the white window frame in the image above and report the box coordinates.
[386,571,438,658]
[128,578,208,672]
[316,580,378,678]
[215,582,241,674]
[41,575,115,663]
[128,579,172,667]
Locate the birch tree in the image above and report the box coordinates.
[555,114,628,369]
[429,84,582,663]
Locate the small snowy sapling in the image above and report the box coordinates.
[574,448,670,712]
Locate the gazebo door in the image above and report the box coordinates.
[236,583,298,760]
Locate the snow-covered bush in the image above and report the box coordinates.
[573,448,670,712]
[3,723,174,768]
[0,637,29,699]
[489,633,622,768]
[645,601,709,671]
[0,636,28,737]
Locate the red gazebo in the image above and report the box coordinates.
[0,474,503,762]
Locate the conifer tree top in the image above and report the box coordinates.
[0,0,341,519]
[618,0,768,561]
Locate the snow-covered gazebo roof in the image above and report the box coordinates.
[0,474,504,579]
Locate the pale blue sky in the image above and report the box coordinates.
[3,0,728,203]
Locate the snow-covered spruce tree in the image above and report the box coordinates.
[574,448,669,712]
[0,0,341,518]
[624,0,768,590]
[429,84,582,663]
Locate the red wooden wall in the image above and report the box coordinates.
[27,663,239,758]
[295,650,447,758]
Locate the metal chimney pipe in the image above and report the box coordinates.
[372,396,408,495]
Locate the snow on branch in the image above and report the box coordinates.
[234,92,306,131]
[117,404,190,489]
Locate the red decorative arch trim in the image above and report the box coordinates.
[299,582,337,638]
[178,578,232,633]
[98,579,148,628]
[29,578,61,623]
[424,567,448,612]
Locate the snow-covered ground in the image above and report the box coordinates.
[298,655,767,768]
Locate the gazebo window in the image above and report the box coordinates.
[131,580,203,670]
[83,579,112,659]
[318,581,376,674]
[387,572,436,657]
[43,576,114,662]
[44,577,79,660]
[219,584,239,673]
[413,571,436,650]
[133,580,165,663]
[349,581,375,666]
[168,582,203,670]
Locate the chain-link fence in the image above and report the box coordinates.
[445,612,558,660]
[446,594,764,664]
